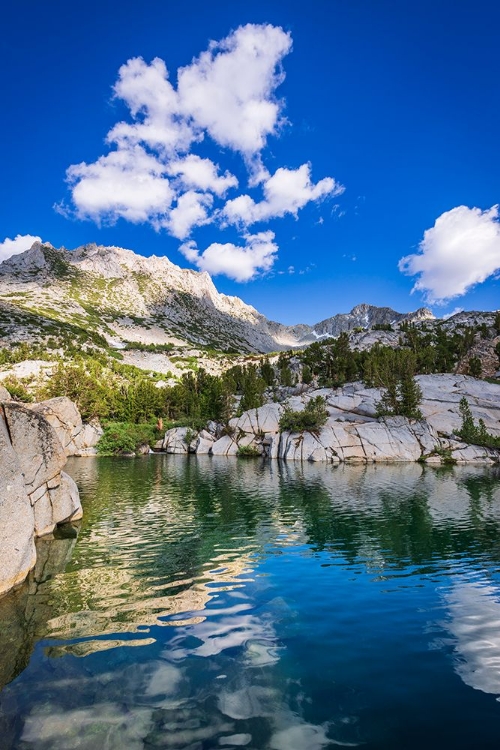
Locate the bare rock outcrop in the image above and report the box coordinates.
[0,411,36,596]
[29,397,103,456]
[0,394,83,597]
[162,375,500,466]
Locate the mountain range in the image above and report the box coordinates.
[0,242,436,354]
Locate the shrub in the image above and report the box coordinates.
[1,376,33,402]
[236,444,261,457]
[97,422,158,455]
[279,395,329,433]
[184,427,196,446]
[375,373,422,420]
[301,365,313,385]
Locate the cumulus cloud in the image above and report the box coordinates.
[166,190,213,239]
[399,205,500,303]
[67,146,173,226]
[177,24,292,158]
[179,231,278,281]
[223,163,343,226]
[61,24,342,281]
[0,234,42,262]
[108,57,194,155]
[167,154,237,196]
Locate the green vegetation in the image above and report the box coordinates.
[468,356,482,378]
[298,320,494,389]
[457,397,500,449]
[279,396,329,433]
[236,444,261,457]
[97,422,159,455]
[1,376,33,402]
[124,342,174,353]
[373,351,423,420]
[1,295,498,456]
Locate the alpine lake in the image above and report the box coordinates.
[1,455,500,749]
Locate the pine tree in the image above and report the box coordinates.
[398,372,423,419]
[468,356,482,378]
[457,397,477,442]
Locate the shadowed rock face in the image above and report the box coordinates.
[3,402,67,491]
[0,412,36,597]
[0,396,83,598]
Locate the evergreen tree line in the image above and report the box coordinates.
[3,318,499,431]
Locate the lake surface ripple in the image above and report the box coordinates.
[1,457,500,749]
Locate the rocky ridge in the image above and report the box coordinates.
[0,242,435,354]
[160,374,500,465]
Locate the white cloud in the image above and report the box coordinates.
[67,146,174,225]
[0,234,42,262]
[167,154,237,196]
[61,24,343,281]
[166,191,213,239]
[177,24,292,158]
[109,57,194,155]
[399,205,500,303]
[223,164,343,226]
[179,231,278,281]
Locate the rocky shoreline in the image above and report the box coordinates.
[1,373,498,598]
[0,389,101,597]
[160,374,500,465]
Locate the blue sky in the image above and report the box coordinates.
[1,0,499,325]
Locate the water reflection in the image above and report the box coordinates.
[443,577,500,698]
[0,457,499,749]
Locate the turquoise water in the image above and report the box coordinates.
[1,457,500,749]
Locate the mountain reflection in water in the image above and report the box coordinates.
[0,456,500,749]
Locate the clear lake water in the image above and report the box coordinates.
[1,455,500,749]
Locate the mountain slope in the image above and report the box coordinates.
[0,242,435,354]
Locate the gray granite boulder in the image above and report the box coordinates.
[192,375,500,464]
[163,426,190,453]
[29,397,102,456]
[3,402,67,492]
[0,401,84,597]
[0,412,36,597]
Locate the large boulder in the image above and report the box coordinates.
[163,426,190,454]
[2,402,67,492]
[0,401,83,597]
[49,472,83,524]
[29,397,102,456]
[417,374,500,437]
[0,412,36,597]
[229,403,283,436]
[200,376,499,464]
[211,435,238,456]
